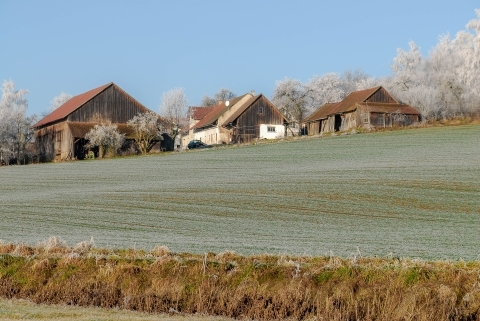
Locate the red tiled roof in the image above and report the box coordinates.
[332,86,382,114]
[189,106,214,120]
[192,94,248,130]
[303,86,419,122]
[33,83,113,128]
[303,102,340,122]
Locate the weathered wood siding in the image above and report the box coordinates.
[366,87,396,103]
[67,85,149,124]
[340,112,356,131]
[308,121,320,135]
[34,122,72,161]
[235,96,285,143]
[35,84,165,161]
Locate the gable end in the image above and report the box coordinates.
[365,87,397,104]
[67,84,150,123]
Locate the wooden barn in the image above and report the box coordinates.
[183,93,287,146]
[33,82,171,161]
[303,86,421,135]
[222,94,287,143]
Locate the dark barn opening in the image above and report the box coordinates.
[334,114,342,132]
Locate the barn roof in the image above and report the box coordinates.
[303,102,340,122]
[222,94,287,125]
[333,86,385,114]
[303,86,419,122]
[33,83,114,128]
[33,82,161,129]
[192,94,249,130]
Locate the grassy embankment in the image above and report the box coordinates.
[1,239,480,321]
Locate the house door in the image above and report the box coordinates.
[334,114,342,132]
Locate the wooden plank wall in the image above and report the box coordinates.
[67,85,150,124]
[366,88,396,103]
[235,97,285,142]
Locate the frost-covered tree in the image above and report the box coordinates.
[127,111,162,154]
[273,71,378,123]
[160,87,188,140]
[271,78,308,125]
[0,80,37,164]
[388,9,480,120]
[304,73,346,111]
[391,41,426,91]
[84,122,124,158]
[341,69,378,92]
[49,92,72,112]
[201,88,236,107]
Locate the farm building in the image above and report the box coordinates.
[33,82,171,161]
[182,93,288,146]
[303,86,421,135]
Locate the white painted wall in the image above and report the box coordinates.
[259,124,285,139]
[193,126,220,144]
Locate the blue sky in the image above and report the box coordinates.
[1,1,478,116]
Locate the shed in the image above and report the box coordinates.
[303,86,421,135]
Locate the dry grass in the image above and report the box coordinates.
[0,298,233,321]
[1,240,480,320]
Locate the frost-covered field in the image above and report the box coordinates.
[1,125,479,259]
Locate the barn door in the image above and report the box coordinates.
[334,114,342,132]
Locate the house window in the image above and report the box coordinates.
[362,113,369,124]
[267,126,276,132]
[259,107,264,114]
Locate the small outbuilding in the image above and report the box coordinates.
[303,86,421,135]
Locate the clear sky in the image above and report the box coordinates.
[1,1,478,116]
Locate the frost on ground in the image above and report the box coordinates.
[1,125,479,260]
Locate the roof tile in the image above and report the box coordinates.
[33,83,113,128]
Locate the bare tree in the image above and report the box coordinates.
[271,78,308,124]
[127,111,162,154]
[85,122,125,158]
[159,88,188,141]
[201,88,236,107]
[0,80,37,164]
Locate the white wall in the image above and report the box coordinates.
[259,124,285,139]
[193,126,220,144]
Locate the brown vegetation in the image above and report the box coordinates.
[1,239,480,320]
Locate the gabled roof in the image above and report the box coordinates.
[33,83,113,128]
[189,106,215,121]
[303,86,418,123]
[303,102,339,122]
[222,94,287,125]
[192,94,249,130]
[331,86,384,114]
